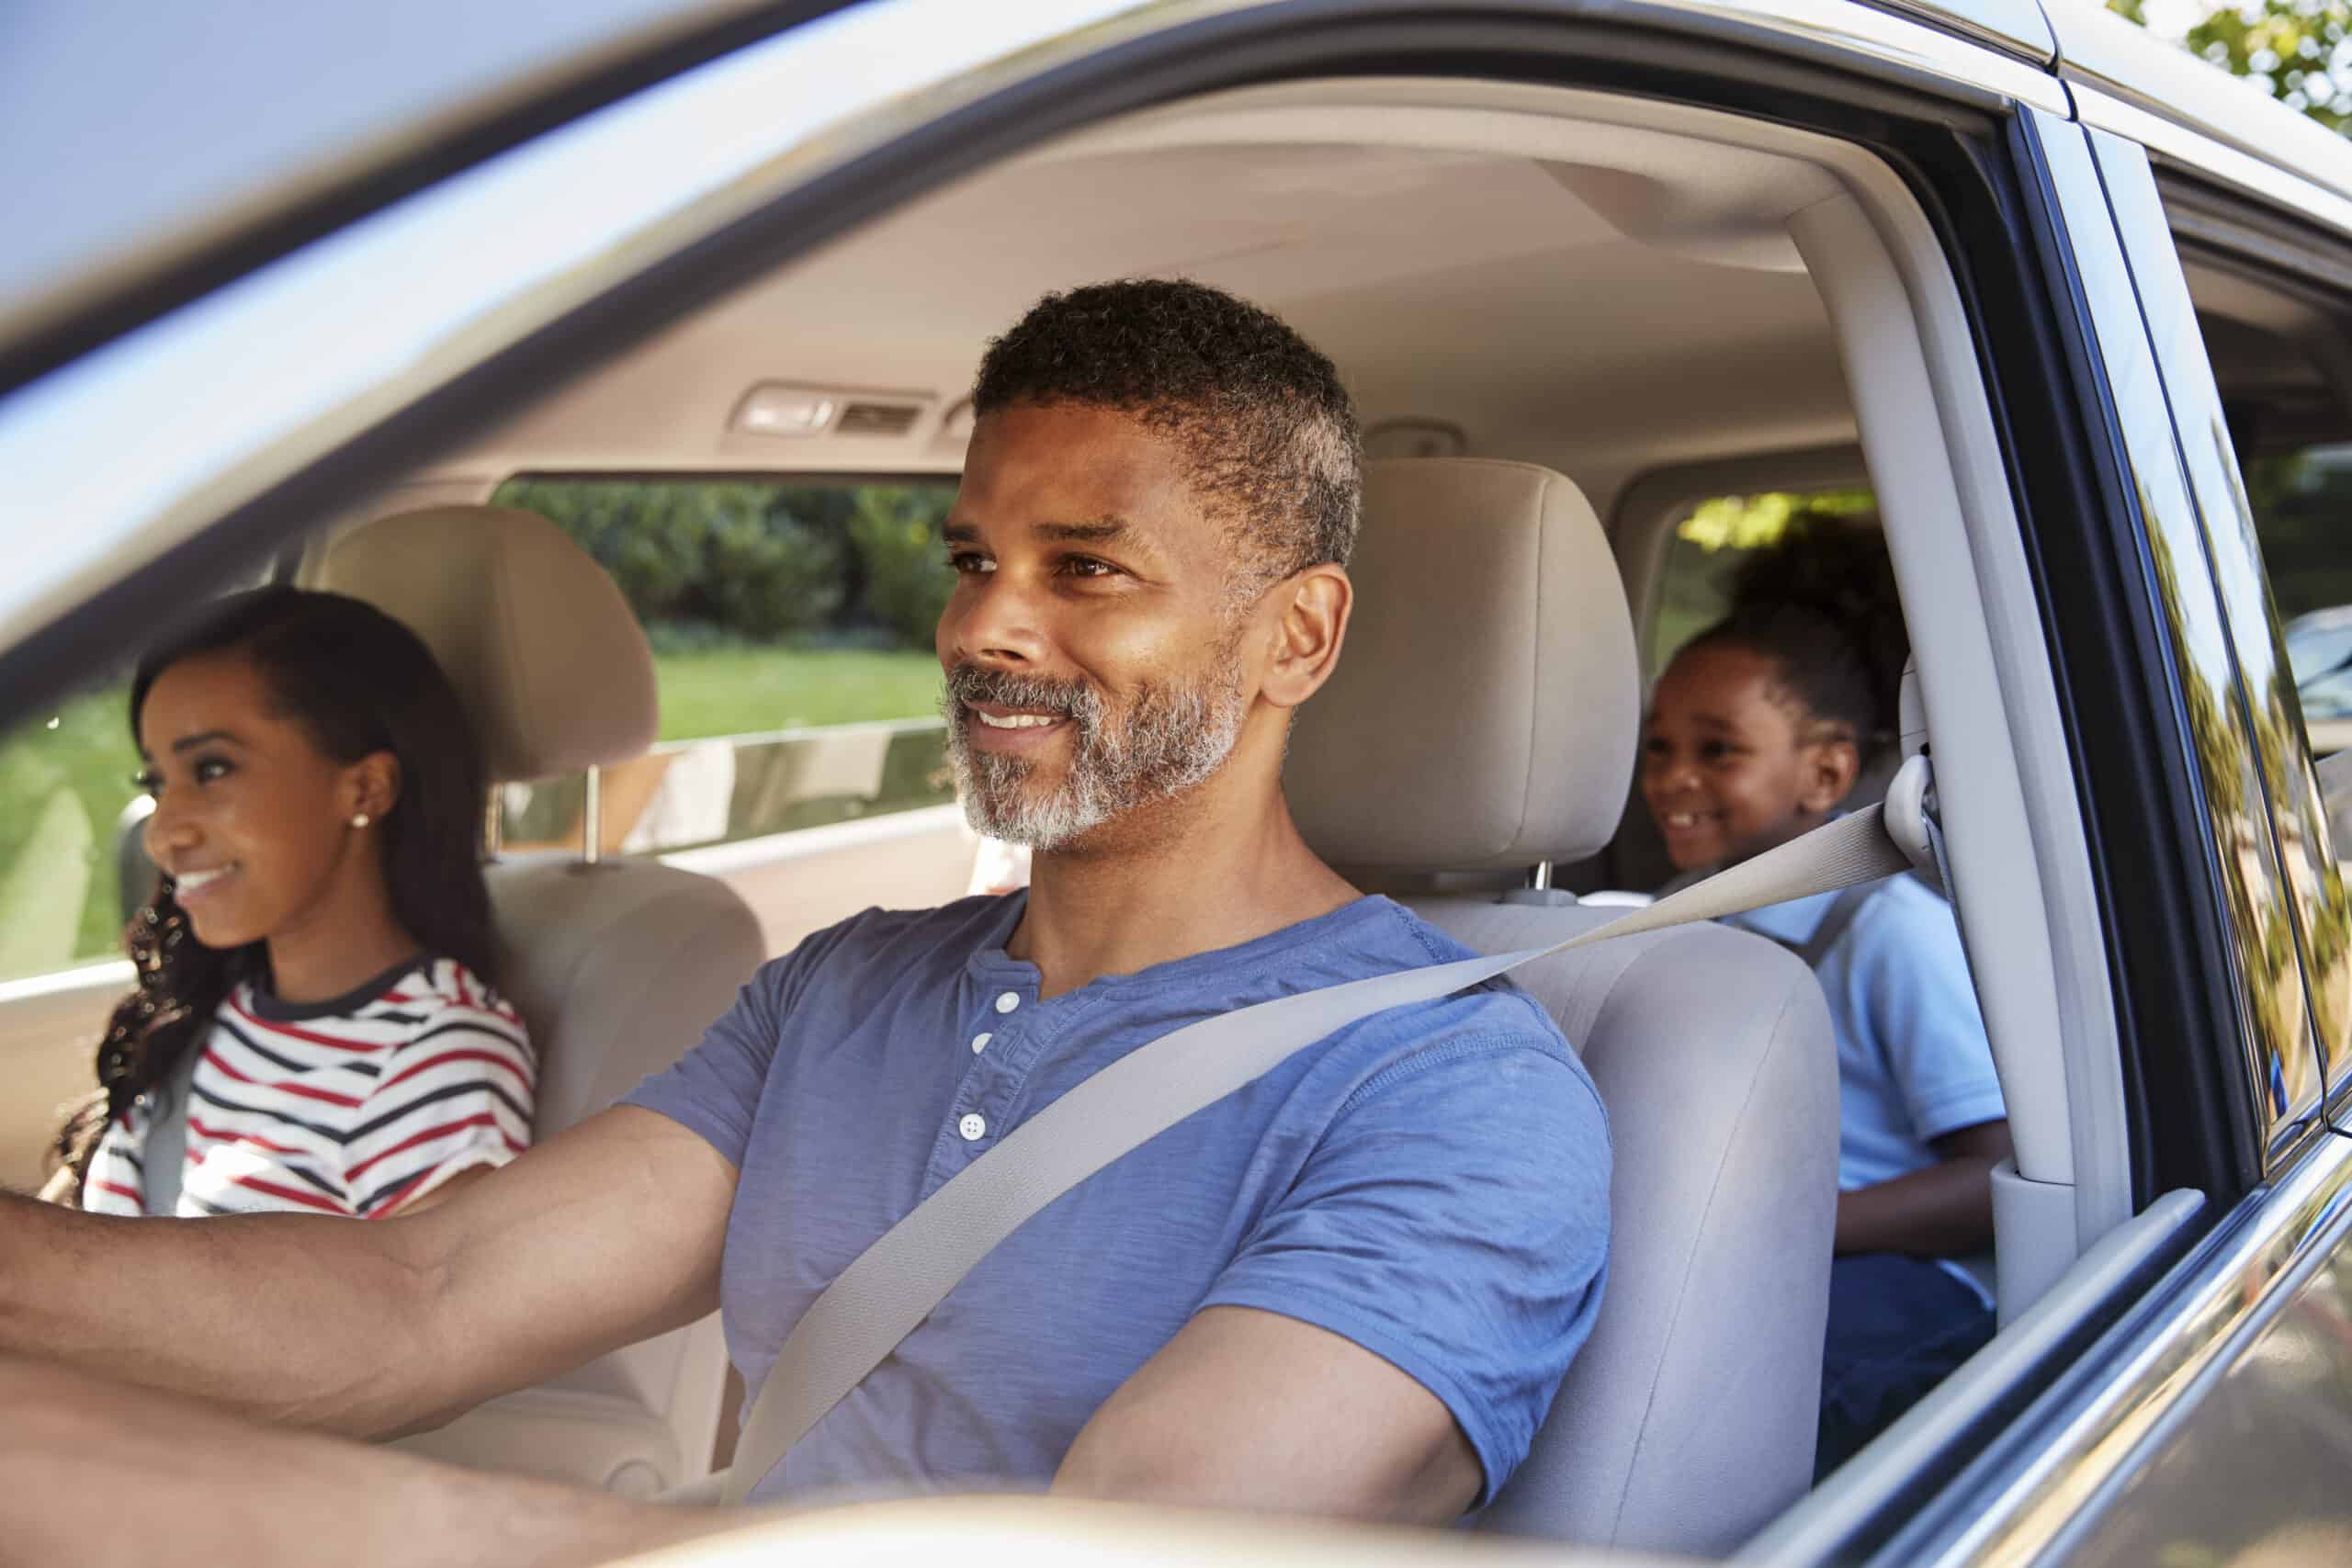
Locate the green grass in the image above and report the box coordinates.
[654,647,943,740]
[0,648,947,981]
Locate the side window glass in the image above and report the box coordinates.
[0,682,139,985]
[0,548,283,987]
[2256,445,2352,762]
[1648,487,1877,680]
[489,477,958,855]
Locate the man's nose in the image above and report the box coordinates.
[944,569,1048,668]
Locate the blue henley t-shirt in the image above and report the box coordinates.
[624,891,1611,1507]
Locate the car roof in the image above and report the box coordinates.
[15,0,2352,397]
[0,0,797,381]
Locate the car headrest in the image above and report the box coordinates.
[320,505,659,784]
[1289,458,1638,872]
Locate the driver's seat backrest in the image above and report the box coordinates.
[1288,459,1838,1555]
[321,504,764,1495]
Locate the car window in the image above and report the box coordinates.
[0,560,278,986]
[0,680,140,983]
[490,477,958,856]
[1647,486,1877,681]
[2249,445,2352,753]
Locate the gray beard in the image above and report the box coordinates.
[942,656,1248,851]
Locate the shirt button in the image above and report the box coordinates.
[958,1113,988,1142]
[994,991,1021,1014]
[971,1032,992,1055]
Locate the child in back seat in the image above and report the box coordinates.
[1638,524,2010,1480]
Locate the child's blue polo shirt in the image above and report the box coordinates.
[1728,875,2007,1191]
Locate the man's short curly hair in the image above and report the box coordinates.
[972,279,1363,596]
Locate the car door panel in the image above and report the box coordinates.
[2018,1143,2352,1568]
[0,962,130,1191]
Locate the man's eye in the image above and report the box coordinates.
[946,551,994,575]
[1058,556,1117,579]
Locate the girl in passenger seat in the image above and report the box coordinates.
[41,587,534,1220]
[1637,519,2010,1480]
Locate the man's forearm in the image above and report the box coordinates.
[0,1189,447,1435]
[0,1356,732,1568]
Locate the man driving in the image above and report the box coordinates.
[0,280,1611,1566]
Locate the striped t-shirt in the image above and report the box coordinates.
[84,955,535,1219]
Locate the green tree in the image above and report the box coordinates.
[496,479,844,643]
[2112,0,2352,131]
[846,486,958,649]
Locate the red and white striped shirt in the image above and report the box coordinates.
[84,956,534,1219]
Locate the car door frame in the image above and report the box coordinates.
[1787,99,2352,1568]
[0,0,2296,1559]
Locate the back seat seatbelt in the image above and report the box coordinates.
[697,803,1915,1506]
[1783,882,1882,971]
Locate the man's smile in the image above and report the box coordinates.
[963,701,1073,753]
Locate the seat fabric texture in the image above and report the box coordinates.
[1288,458,1839,1553]
[1418,903,1835,1551]
[322,507,763,1495]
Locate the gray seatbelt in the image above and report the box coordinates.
[141,1047,201,1217]
[1787,882,1883,970]
[713,804,1912,1505]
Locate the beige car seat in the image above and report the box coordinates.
[322,506,765,1495]
[1288,459,1839,1555]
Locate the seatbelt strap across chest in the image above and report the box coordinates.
[141,1046,201,1217]
[1785,882,1882,970]
[712,804,1914,1505]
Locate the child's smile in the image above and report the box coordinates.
[1641,641,1858,873]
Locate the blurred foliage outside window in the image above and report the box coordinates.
[1649,489,1876,677]
[490,476,963,860]
[2111,0,2352,133]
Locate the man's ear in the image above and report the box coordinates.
[1259,564,1351,711]
[1799,736,1861,815]
[345,751,402,823]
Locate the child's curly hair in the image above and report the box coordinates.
[1684,511,1908,755]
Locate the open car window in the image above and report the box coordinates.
[489,476,956,856]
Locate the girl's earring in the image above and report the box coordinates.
[351,813,372,829]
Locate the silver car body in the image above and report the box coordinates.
[6,3,2352,1563]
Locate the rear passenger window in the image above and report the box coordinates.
[1648,487,1877,679]
[2249,445,2352,758]
[490,477,958,855]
